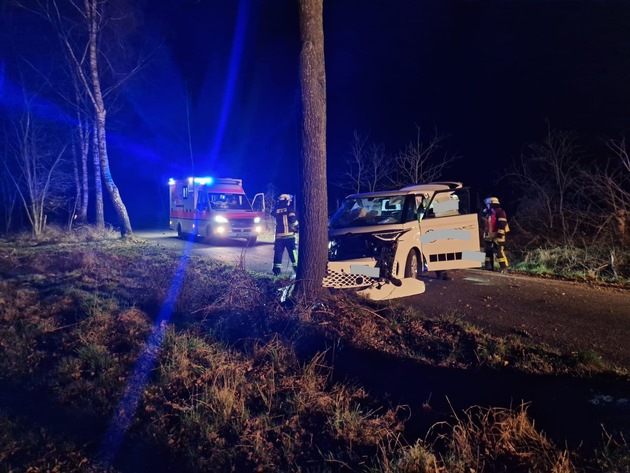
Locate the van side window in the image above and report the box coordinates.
[404,196,419,222]
[433,197,459,217]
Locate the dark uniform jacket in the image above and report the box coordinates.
[484,207,508,243]
[273,203,298,238]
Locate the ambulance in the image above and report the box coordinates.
[325,182,485,300]
[168,177,265,245]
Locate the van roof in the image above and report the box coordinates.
[345,182,463,199]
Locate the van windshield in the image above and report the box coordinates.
[329,195,405,229]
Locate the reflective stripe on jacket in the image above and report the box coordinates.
[274,204,297,237]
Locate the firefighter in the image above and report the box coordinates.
[272,194,298,276]
[483,196,509,272]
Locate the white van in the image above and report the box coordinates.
[324,182,484,300]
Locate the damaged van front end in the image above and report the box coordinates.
[324,229,426,300]
[323,183,484,300]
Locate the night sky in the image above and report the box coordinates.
[2,0,630,227]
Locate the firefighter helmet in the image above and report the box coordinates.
[483,197,499,205]
[279,194,292,202]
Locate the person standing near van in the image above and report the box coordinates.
[483,196,509,272]
[272,194,298,276]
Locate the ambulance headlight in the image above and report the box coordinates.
[215,216,229,223]
[254,217,261,223]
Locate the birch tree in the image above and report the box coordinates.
[35,0,141,237]
[70,74,92,225]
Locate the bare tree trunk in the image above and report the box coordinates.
[92,121,104,229]
[85,0,132,237]
[77,116,90,223]
[95,114,132,236]
[80,127,89,222]
[70,137,80,229]
[69,115,90,228]
[296,0,328,300]
[70,73,91,224]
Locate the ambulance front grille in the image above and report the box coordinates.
[230,219,254,228]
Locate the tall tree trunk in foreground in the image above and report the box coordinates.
[296,0,328,299]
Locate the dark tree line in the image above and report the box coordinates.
[2,1,627,293]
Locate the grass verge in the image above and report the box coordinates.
[0,230,628,472]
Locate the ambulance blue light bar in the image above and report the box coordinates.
[168,177,214,185]
[192,177,213,184]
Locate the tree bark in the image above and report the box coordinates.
[85,0,132,237]
[78,117,89,223]
[71,112,90,224]
[296,0,328,299]
[92,121,104,229]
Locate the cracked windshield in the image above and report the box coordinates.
[329,195,407,229]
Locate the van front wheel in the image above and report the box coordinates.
[405,250,420,278]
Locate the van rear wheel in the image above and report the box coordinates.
[405,249,420,278]
[177,224,184,239]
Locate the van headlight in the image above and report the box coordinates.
[254,217,261,223]
[215,216,229,223]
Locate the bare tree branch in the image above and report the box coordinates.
[392,126,459,187]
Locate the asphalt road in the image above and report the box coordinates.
[412,270,630,370]
[135,229,285,275]
[135,229,630,370]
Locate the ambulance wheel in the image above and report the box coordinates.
[246,236,257,246]
[405,249,420,278]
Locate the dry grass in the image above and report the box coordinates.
[0,413,103,473]
[513,244,630,284]
[140,328,403,471]
[429,403,574,472]
[0,229,628,472]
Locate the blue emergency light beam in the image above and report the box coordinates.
[208,0,250,167]
[97,242,195,467]
[0,62,5,95]
[0,64,74,125]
